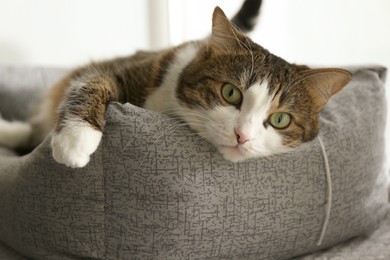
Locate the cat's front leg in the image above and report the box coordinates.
[51,73,118,168]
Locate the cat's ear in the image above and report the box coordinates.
[210,7,246,50]
[303,68,352,111]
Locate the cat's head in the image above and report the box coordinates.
[176,7,352,162]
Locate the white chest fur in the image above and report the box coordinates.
[144,43,199,113]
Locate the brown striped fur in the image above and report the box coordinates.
[43,50,162,132]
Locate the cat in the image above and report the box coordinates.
[0,1,351,168]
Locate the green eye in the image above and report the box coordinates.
[221,83,242,105]
[268,112,291,129]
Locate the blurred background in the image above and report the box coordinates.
[0,0,389,148]
[1,0,389,67]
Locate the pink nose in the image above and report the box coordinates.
[235,128,251,144]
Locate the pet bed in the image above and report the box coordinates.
[0,65,388,259]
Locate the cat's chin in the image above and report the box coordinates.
[217,145,252,163]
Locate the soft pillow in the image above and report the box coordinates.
[0,65,388,259]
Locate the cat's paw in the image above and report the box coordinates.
[51,123,102,168]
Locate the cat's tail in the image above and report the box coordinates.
[0,116,32,152]
[231,0,262,33]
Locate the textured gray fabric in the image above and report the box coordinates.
[296,211,390,260]
[0,241,28,260]
[0,65,388,260]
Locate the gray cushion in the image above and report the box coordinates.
[0,241,27,260]
[296,211,390,259]
[0,65,388,259]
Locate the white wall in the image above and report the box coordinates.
[254,0,390,67]
[0,0,149,67]
[3,0,388,69]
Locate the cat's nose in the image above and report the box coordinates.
[235,128,251,144]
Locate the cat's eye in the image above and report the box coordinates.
[268,112,291,129]
[221,83,242,105]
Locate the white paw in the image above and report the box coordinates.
[51,123,102,168]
